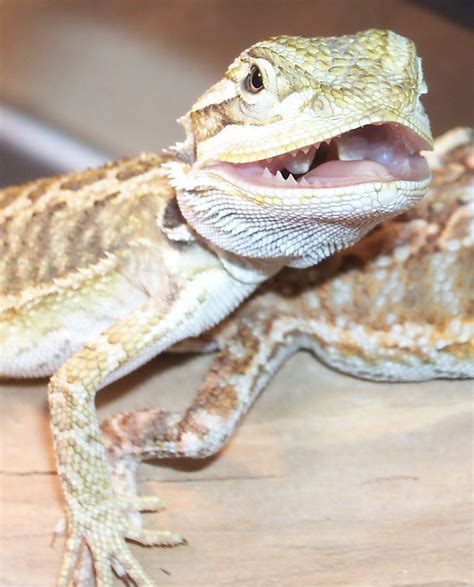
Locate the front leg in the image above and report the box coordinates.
[49,267,254,587]
[100,310,303,505]
[85,312,305,585]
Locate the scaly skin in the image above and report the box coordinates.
[101,126,473,518]
[0,30,439,586]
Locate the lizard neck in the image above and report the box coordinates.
[210,248,284,284]
[162,152,284,284]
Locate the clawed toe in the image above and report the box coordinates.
[121,494,166,513]
[125,526,186,547]
[57,491,186,587]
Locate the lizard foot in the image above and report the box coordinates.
[59,493,185,587]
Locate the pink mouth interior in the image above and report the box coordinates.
[214,123,430,189]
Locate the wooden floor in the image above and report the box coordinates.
[1,350,473,586]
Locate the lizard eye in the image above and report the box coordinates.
[245,65,265,93]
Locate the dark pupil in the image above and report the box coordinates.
[250,67,263,91]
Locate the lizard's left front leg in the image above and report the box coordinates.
[49,266,254,587]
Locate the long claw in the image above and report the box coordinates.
[110,542,155,587]
[125,527,186,546]
[121,494,166,513]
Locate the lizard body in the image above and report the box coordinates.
[0,30,460,586]
[0,153,248,379]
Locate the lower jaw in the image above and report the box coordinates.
[210,156,430,191]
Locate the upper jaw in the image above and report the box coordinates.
[204,122,432,190]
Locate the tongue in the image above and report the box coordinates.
[300,156,429,187]
[301,160,396,186]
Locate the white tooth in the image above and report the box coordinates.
[275,170,286,183]
[298,177,309,187]
[286,174,297,186]
[262,167,273,179]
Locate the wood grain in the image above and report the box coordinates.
[1,351,472,586]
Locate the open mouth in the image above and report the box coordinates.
[212,123,431,189]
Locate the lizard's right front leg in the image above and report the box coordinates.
[48,266,254,587]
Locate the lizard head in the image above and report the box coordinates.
[168,29,433,269]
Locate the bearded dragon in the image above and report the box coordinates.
[0,30,445,586]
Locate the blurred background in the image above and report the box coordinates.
[1,0,473,186]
